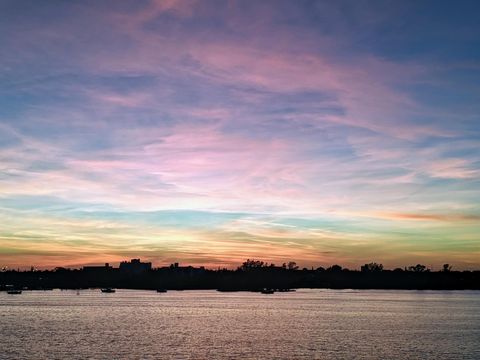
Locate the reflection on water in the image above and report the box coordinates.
[1,289,479,359]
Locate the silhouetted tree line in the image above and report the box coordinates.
[1,260,479,291]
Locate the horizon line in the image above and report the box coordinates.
[3,259,477,272]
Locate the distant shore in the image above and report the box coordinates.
[2,260,479,291]
[3,287,480,293]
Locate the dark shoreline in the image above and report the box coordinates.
[2,265,479,291]
[3,287,480,292]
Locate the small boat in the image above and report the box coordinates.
[217,288,240,292]
[156,288,167,293]
[260,288,275,294]
[101,288,115,293]
[7,290,22,295]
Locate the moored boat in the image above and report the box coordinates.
[101,288,116,293]
[260,288,275,294]
[217,288,241,292]
[7,290,22,295]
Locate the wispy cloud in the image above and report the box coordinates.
[374,212,480,223]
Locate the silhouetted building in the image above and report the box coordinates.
[119,259,152,275]
[83,263,112,273]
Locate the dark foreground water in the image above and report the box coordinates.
[1,289,479,359]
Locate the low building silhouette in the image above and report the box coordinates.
[83,263,113,273]
[119,259,152,275]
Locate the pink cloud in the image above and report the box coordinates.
[114,0,197,29]
[425,158,479,179]
[372,212,480,222]
[84,13,442,140]
[89,90,152,108]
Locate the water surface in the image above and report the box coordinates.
[1,289,479,359]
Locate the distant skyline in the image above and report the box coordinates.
[1,0,479,270]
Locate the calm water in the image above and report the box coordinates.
[1,289,479,359]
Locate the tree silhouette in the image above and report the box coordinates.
[361,262,384,272]
[408,264,427,272]
[442,264,452,272]
[287,262,299,270]
[327,265,342,272]
[239,259,266,271]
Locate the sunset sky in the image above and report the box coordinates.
[1,0,479,270]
